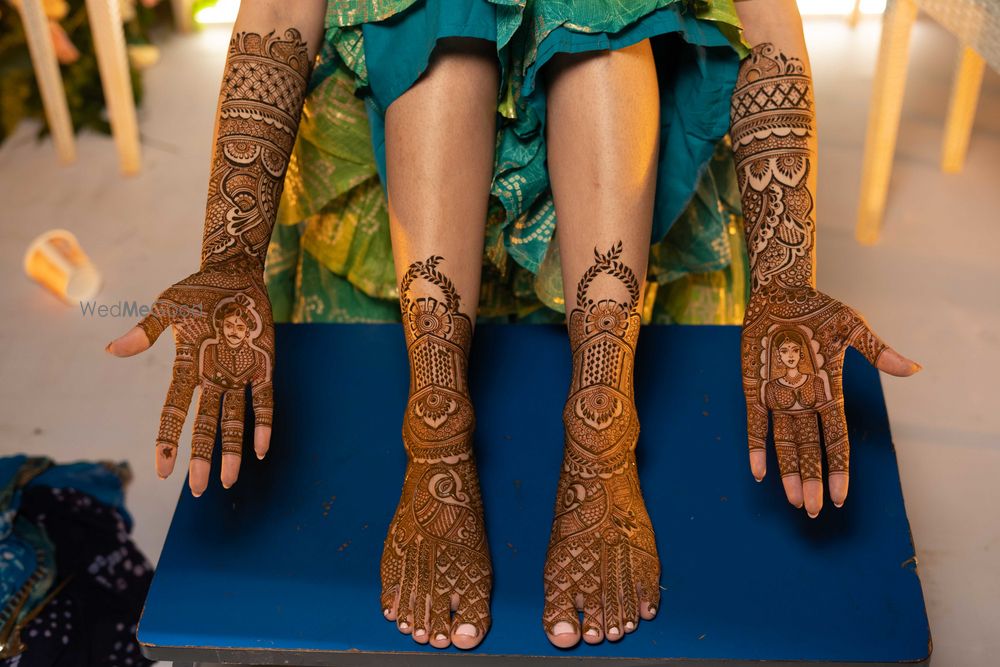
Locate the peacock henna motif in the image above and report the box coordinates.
[731,43,816,291]
[202,30,311,266]
[741,288,888,483]
[543,243,660,643]
[380,256,492,647]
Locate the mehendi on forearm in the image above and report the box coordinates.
[201,29,311,268]
[730,42,816,291]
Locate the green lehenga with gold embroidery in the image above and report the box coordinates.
[265,0,750,325]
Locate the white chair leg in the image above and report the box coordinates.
[18,0,76,164]
[855,0,918,246]
[85,0,142,175]
[941,46,985,174]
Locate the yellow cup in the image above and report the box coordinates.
[24,229,102,304]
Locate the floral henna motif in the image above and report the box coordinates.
[543,243,659,641]
[129,30,310,475]
[381,257,492,646]
[731,43,816,291]
[742,288,888,481]
[202,30,311,266]
[138,260,275,463]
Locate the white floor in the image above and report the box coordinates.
[0,16,997,667]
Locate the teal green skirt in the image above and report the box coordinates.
[266,0,750,324]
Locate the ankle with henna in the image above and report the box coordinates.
[543,243,660,645]
[379,256,492,649]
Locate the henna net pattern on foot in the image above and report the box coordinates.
[543,243,660,641]
[380,257,492,645]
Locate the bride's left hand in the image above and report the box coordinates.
[741,287,921,517]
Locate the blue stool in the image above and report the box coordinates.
[138,324,931,665]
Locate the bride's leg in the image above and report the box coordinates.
[380,37,498,651]
[541,40,661,647]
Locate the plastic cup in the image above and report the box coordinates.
[23,229,102,304]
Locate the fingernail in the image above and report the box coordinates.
[834,501,844,508]
[191,491,202,498]
[754,476,763,483]
[104,341,113,354]
[456,623,477,637]
[807,511,818,519]
[223,482,232,490]
[625,621,635,631]
[256,453,265,460]
[912,362,923,372]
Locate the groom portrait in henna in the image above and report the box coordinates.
[104,0,922,653]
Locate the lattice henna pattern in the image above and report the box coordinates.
[202,29,311,266]
[135,30,312,472]
[731,43,816,291]
[543,244,659,640]
[380,256,492,645]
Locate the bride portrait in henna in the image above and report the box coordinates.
[103,0,923,653]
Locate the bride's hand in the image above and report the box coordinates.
[741,287,920,517]
[107,260,274,496]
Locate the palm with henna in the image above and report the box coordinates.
[106,23,318,495]
[730,35,920,517]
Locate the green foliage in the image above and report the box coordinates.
[0,0,168,142]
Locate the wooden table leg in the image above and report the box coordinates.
[855,0,918,246]
[941,46,985,174]
[85,0,142,175]
[18,0,76,165]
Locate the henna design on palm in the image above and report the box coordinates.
[381,256,492,650]
[108,29,311,495]
[732,44,920,514]
[138,259,274,465]
[543,243,659,647]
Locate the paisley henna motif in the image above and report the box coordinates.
[135,30,311,470]
[731,43,815,291]
[202,30,311,265]
[381,256,492,646]
[543,243,659,641]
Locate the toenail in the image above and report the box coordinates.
[414,629,425,637]
[586,628,599,637]
[648,606,657,615]
[552,621,575,636]
[456,623,478,637]
[383,609,390,617]
[436,633,448,641]
[399,622,409,630]
[609,627,619,636]
[625,621,635,631]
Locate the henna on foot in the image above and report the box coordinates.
[380,257,492,650]
[543,243,660,648]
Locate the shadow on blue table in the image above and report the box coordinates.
[138,324,930,666]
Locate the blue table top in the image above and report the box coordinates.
[138,324,930,665]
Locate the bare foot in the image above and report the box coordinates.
[380,257,492,650]
[543,245,660,647]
